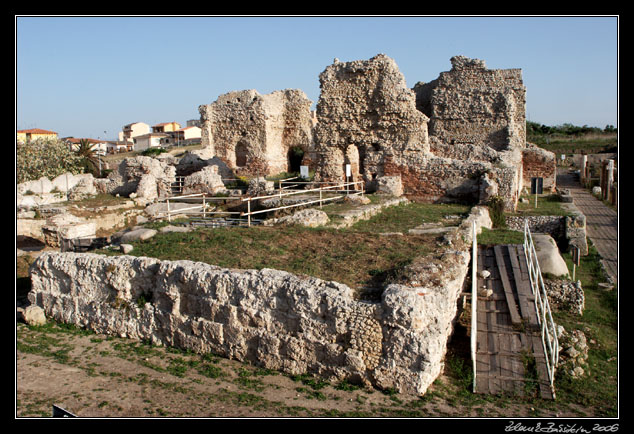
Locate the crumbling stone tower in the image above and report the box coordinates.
[199,89,314,176]
[414,55,526,152]
[313,54,430,184]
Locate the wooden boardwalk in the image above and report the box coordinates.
[474,244,555,400]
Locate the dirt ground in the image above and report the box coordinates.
[16,305,597,420]
[15,213,605,421]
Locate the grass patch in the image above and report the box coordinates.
[477,227,524,246]
[104,224,437,298]
[551,241,617,416]
[350,201,471,234]
[512,194,571,217]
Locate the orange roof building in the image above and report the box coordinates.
[17,128,58,142]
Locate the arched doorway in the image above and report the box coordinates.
[288,146,305,173]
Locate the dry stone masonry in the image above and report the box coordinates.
[27,206,493,395]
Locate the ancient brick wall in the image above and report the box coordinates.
[522,143,557,193]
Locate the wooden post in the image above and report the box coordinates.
[203,194,206,219]
[606,159,614,203]
[319,187,323,208]
[167,198,171,222]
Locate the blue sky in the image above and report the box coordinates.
[16,15,618,140]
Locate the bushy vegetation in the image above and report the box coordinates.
[526,121,617,155]
[527,121,616,137]
[16,138,84,184]
[141,147,168,157]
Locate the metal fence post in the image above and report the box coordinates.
[471,221,478,393]
[319,187,323,208]
[247,198,251,227]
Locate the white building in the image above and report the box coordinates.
[118,122,150,143]
[133,132,168,151]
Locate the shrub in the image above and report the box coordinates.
[488,195,507,228]
[16,138,83,183]
[141,147,168,157]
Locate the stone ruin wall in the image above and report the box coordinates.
[312,54,535,210]
[191,54,554,211]
[312,55,430,185]
[28,246,469,395]
[414,56,526,152]
[522,143,557,193]
[198,89,314,177]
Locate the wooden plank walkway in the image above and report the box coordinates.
[474,244,554,399]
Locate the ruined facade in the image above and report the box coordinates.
[194,54,554,210]
[311,54,536,210]
[414,55,526,152]
[198,89,314,177]
[313,55,430,184]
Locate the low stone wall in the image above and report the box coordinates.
[505,204,587,256]
[27,207,492,395]
[506,215,564,240]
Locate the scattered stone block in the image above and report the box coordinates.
[532,233,569,278]
[120,228,157,243]
[376,176,403,197]
[276,209,330,228]
[23,305,47,326]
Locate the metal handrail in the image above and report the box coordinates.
[523,220,559,396]
[471,221,478,393]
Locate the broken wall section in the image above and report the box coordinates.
[313,54,430,185]
[414,55,527,152]
[198,89,314,177]
[312,54,525,209]
[28,205,494,395]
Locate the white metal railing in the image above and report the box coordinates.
[523,219,560,396]
[471,221,478,393]
[241,180,365,227]
[159,193,242,222]
[158,180,364,226]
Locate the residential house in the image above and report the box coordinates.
[133,132,169,152]
[118,122,150,143]
[107,141,134,154]
[152,122,181,133]
[17,128,58,143]
[171,126,202,146]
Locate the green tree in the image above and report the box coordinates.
[16,138,83,184]
[75,139,102,177]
